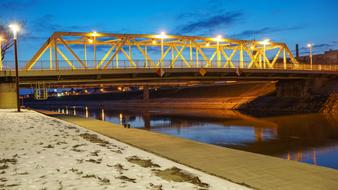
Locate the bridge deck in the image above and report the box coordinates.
[1,68,337,87]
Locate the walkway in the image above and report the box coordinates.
[39,110,338,190]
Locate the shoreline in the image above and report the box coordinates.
[38,109,338,190]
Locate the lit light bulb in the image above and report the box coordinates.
[158,31,167,39]
[260,39,270,45]
[91,31,98,37]
[9,23,21,39]
[215,35,222,41]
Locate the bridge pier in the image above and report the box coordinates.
[276,78,334,97]
[143,112,151,129]
[143,86,149,101]
[0,83,18,108]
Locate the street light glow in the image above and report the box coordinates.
[215,35,223,41]
[307,43,313,48]
[205,42,210,46]
[158,31,167,39]
[9,23,20,39]
[88,39,94,43]
[260,39,270,45]
[91,31,98,37]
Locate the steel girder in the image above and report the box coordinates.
[24,32,298,71]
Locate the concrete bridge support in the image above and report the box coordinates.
[143,113,151,129]
[0,83,18,108]
[276,78,335,97]
[143,86,149,100]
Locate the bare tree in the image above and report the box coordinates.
[0,24,14,61]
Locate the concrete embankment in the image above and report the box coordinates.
[321,93,338,116]
[37,110,338,190]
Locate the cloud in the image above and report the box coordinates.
[298,43,337,55]
[177,11,243,34]
[0,0,39,10]
[230,26,303,39]
[31,14,85,32]
[300,43,334,51]
[21,14,89,41]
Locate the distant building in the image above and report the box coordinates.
[298,49,338,65]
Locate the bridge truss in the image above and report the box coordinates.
[24,32,298,71]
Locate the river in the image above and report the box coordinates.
[35,105,338,170]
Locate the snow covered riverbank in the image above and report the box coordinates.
[0,109,249,190]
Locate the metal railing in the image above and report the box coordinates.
[1,60,338,72]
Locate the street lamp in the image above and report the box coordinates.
[158,32,167,67]
[215,35,222,67]
[307,43,313,68]
[91,31,98,67]
[9,23,21,112]
[259,39,270,68]
[158,31,167,55]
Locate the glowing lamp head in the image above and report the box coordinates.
[307,43,313,48]
[215,35,223,41]
[88,39,94,44]
[9,23,20,39]
[260,39,270,45]
[205,42,210,47]
[152,39,157,45]
[158,31,167,39]
[91,31,98,37]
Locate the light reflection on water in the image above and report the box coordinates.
[48,105,338,169]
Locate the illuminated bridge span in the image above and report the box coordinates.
[0,32,337,102]
[0,31,337,86]
[22,31,301,70]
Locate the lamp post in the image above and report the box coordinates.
[0,36,4,71]
[91,31,98,68]
[158,32,167,67]
[9,23,21,112]
[307,43,313,69]
[260,39,270,69]
[215,35,222,68]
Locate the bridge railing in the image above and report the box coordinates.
[1,60,338,72]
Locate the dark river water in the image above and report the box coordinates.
[37,105,338,170]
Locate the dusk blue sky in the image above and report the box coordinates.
[1,0,338,63]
